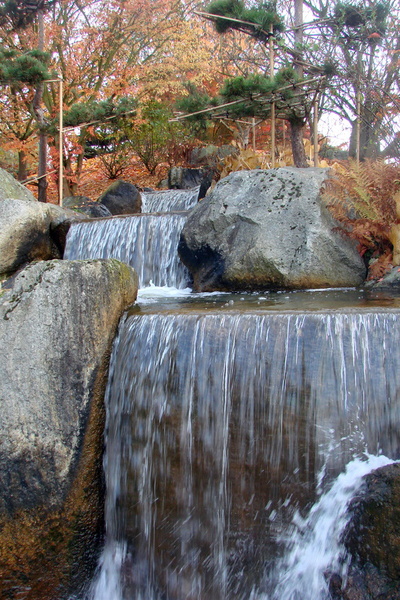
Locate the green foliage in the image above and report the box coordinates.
[0,0,54,30]
[179,66,305,123]
[333,3,365,27]
[125,101,191,174]
[219,68,298,116]
[221,73,274,100]
[206,0,243,33]
[176,85,212,128]
[205,0,284,39]
[332,1,389,42]
[273,67,298,86]
[321,60,338,77]
[0,47,52,84]
[64,97,137,128]
[242,3,284,34]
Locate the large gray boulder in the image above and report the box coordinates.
[98,180,142,215]
[0,198,86,276]
[0,167,37,202]
[0,258,138,599]
[178,168,366,292]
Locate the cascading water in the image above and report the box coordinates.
[63,187,198,288]
[88,309,400,600]
[64,213,190,288]
[66,187,400,600]
[141,187,199,213]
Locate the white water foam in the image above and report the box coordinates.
[136,283,193,303]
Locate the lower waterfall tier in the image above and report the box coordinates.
[90,309,400,600]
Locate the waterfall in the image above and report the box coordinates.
[141,187,199,213]
[64,188,400,599]
[63,187,200,288]
[89,309,400,600]
[64,213,190,288]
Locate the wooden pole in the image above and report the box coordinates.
[269,24,275,167]
[59,78,63,206]
[313,96,319,167]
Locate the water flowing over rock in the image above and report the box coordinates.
[0,166,36,202]
[0,258,138,600]
[90,308,400,600]
[64,213,191,288]
[141,187,199,213]
[179,167,366,291]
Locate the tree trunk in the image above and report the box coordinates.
[33,8,47,202]
[17,150,28,182]
[291,0,309,168]
[349,102,382,160]
[290,120,309,168]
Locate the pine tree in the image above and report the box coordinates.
[0,0,54,200]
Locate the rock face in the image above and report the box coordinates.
[0,198,86,276]
[98,180,142,215]
[0,167,36,202]
[330,463,400,600]
[0,259,138,599]
[179,168,366,292]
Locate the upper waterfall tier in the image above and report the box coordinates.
[141,187,199,213]
[64,213,191,289]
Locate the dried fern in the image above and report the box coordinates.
[323,160,400,278]
[324,160,399,224]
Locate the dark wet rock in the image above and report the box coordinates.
[0,258,138,599]
[179,167,366,292]
[168,166,214,196]
[331,463,400,600]
[365,267,400,293]
[62,195,113,218]
[98,180,142,215]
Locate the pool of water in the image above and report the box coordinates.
[134,285,400,314]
